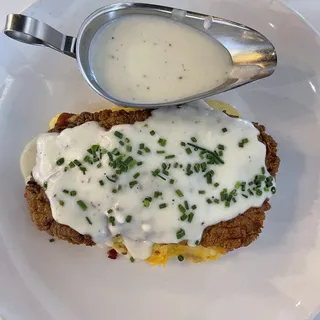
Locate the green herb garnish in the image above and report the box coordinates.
[77,200,87,211]
[56,158,65,166]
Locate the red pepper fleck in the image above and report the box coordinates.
[107,249,118,260]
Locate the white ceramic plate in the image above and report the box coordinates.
[1,0,320,319]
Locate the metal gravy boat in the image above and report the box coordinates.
[4,2,277,108]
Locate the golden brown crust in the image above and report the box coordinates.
[25,181,95,246]
[25,108,280,250]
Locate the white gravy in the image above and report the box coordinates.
[30,103,276,259]
[89,15,232,104]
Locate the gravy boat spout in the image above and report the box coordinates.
[4,3,277,108]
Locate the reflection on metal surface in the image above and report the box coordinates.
[3,2,277,108]
[309,81,317,93]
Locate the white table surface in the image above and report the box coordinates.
[0,0,319,319]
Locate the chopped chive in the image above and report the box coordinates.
[188,143,224,164]
[206,198,212,204]
[162,170,169,176]
[107,209,113,214]
[152,169,160,176]
[97,163,102,168]
[180,213,188,221]
[201,162,207,172]
[256,189,263,196]
[165,154,175,159]
[43,182,48,190]
[176,190,184,197]
[222,128,228,133]
[129,181,138,188]
[194,163,200,173]
[271,186,276,194]
[86,217,92,225]
[74,159,81,167]
[126,215,132,223]
[191,137,197,142]
[158,138,167,147]
[214,182,220,188]
[154,191,162,198]
[77,200,87,211]
[106,175,116,183]
[139,143,145,149]
[70,190,77,197]
[150,130,155,136]
[137,150,143,155]
[178,255,184,261]
[79,166,87,175]
[64,167,68,172]
[169,179,174,184]
[56,158,65,166]
[184,201,189,210]
[218,144,225,150]
[185,147,192,155]
[112,189,117,193]
[261,167,266,174]
[214,199,220,204]
[157,150,165,154]
[63,189,69,194]
[191,205,197,210]
[137,161,143,166]
[112,148,119,155]
[195,240,200,245]
[91,145,99,153]
[238,142,244,148]
[243,138,249,144]
[133,172,140,179]
[109,216,115,226]
[159,203,167,209]
[99,180,104,186]
[144,147,151,153]
[242,194,248,198]
[206,175,212,184]
[264,187,270,192]
[143,199,150,207]
[187,212,194,223]
[198,190,205,194]
[69,161,75,168]
[114,131,123,139]
[59,200,65,206]
[176,228,185,239]
[178,204,186,214]
[130,257,135,263]
[225,201,230,207]
[218,151,223,157]
[126,145,132,152]
[119,141,125,146]
[125,138,130,143]
[180,141,186,146]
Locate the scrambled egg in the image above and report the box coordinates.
[49,100,239,265]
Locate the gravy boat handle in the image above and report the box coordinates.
[4,14,77,58]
